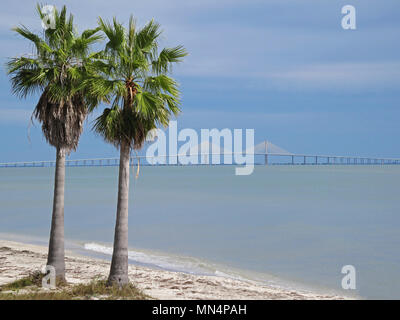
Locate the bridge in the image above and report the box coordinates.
[1,154,400,168]
[1,141,400,168]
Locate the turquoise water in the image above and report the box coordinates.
[1,165,400,299]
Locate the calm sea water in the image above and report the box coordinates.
[1,165,400,299]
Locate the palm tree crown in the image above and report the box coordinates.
[7,5,103,153]
[91,16,187,149]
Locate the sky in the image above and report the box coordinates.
[0,0,399,162]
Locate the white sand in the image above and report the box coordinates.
[0,239,349,300]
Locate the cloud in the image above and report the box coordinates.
[177,59,400,92]
[263,62,400,92]
[1,0,400,94]
[178,109,318,130]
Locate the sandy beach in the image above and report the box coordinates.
[0,239,349,300]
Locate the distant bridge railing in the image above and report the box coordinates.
[261,153,400,165]
[1,153,400,168]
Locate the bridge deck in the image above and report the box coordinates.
[1,153,400,168]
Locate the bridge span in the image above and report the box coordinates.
[1,152,400,168]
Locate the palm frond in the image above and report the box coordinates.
[135,19,161,53]
[152,45,188,74]
[99,17,125,53]
[127,15,136,48]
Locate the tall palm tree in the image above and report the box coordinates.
[89,16,187,286]
[6,5,103,280]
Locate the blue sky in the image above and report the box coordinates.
[0,0,399,161]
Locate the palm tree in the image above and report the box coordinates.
[89,16,187,286]
[6,5,103,280]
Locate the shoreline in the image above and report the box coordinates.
[0,238,351,300]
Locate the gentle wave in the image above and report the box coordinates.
[83,242,243,279]
[82,242,346,296]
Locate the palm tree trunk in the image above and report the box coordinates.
[46,147,66,281]
[108,141,130,286]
